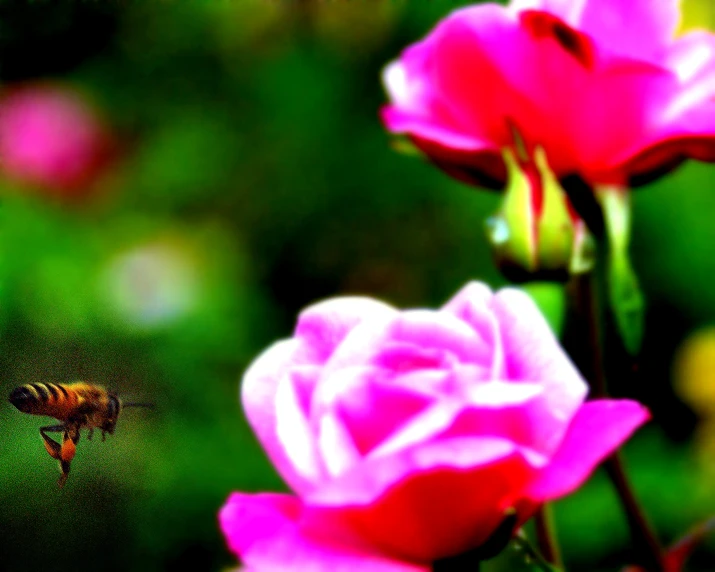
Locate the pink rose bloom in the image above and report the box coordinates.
[381,0,715,188]
[0,84,112,196]
[220,282,649,570]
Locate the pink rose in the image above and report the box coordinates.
[0,84,112,196]
[381,0,715,188]
[220,282,648,569]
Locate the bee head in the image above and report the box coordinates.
[101,392,121,435]
[8,386,35,413]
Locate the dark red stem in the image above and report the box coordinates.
[567,272,664,571]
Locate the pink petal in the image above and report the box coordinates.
[512,0,680,62]
[568,0,679,62]
[380,5,535,178]
[527,399,650,500]
[311,365,434,457]
[368,400,466,460]
[316,408,364,478]
[404,135,506,189]
[497,11,676,181]
[442,282,503,377]
[220,493,428,572]
[273,368,327,489]
[322,309,491,378]
[569,58,676,184]
[296,296,397,364]
[665,31,715,85]
[241,339,324,494]
[418,5,604,176]
[428,6,542,147]
[309,435,536,506]
[381,106,493,151]
[369,379,571,459]
[316,446,537,561]
[613,32,715,182]
[613,103,715,185]
[616,119,715,186]
[489,288,588,427]
[441,281,493,314]
[383,4,586,184]
[381,34,463,136]
[441,381,574,456]
[385,310,492,365]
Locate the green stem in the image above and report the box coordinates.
[603,452,664,571]
[534,503,562,568]
[567,272,664,571]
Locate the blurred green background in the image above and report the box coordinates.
[0,1,714,570]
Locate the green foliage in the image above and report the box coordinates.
[598,188,645,355]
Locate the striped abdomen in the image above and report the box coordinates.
[8,383,82,421]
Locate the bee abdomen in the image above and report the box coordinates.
[8,383,73,415]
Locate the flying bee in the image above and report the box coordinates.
[8,382,151,488]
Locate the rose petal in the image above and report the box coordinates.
[322,309,491,378]
[666,31,715,84]
[428,6,542,146]
[409,136,507,189]
[445,380,571,455]
[403,5,596,176]
[511,0,680,62]
[369,400,464,459]
[275,368,327,488]
[385,310,492,364]
[489,288,587,431]
[317,410,363,479]
[242,339,325,494]
[613,74,715,185]
[527,399,650,499]
[324,448,537,561]
[296,296,397,364]
[381,107,491,152]
[309,435,539,506]
[571,58,676,183]
[311,365,434,458]
[381,34,469,140]
[490,11,677,183]
[220,493,428,572]
[370,378,572,459]
[442,282,503,377]
[568,0,679,62]
[441,281,493,314]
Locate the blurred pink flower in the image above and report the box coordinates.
[0,84,112,196]
[220,282,648,569]
[381,0,715,188]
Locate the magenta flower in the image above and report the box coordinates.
[381,0,715,189]
[0,84,112,196]
[220,282,648,569]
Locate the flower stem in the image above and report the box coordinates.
[534,503,562,568]
[604,452,664,571]
[566,272,664,571]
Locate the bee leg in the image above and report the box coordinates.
[57,462,70,488]
[39,424,66,461]
[60,425,80,463]
[56,426,81,489]
[40,425,73,487]
[87,428,94,441]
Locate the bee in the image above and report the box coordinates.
[8,382,151,488]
